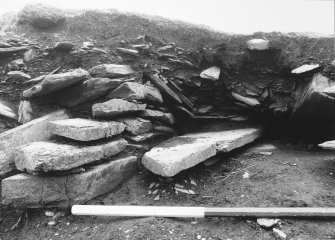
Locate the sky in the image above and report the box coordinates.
[0,0,334,34]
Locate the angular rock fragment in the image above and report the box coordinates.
[145,73,182,104]
[48,118,125,141]
[140,109,175,125]
[0,110,70,176]
[89,64,134,78]
[257,218,280,228]
[82,41,94,49]
[323,85,335,98]
[116,47,139,57]
[200,66,220,80]
[23,49,38,62]
[54,42,75,51]
[58,78,125,107]
[247,39,269,50]
[107,82,163,104]
[0,101,16,120]
[0,46,29,55]
[232,92,261,107]
[92,99,146,118]
[23,68,90,98]
[18,100,60,124]
[292,73,335,118]
[14,138,127,174]
[117,117,152,135]
[2,156,137,208]
[7,71,31,80]
[318,140,335,150]
[0,42,11,48]
[142,128,262,176]
[291,64,320,74]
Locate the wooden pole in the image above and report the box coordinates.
[72,205,335,218]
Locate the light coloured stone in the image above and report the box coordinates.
[7,71,31,80]
[0,101,16,120]
[318,140,335,150]
[89,64,134,78]
[200,66,220,80]
[14,138,128,174]
[142,128,262,176]
[322,85,335,98]
[117,117,152,135]
[246,39,270,50]
[92,99,146,118]
[48,118,125,141]
[23,68,90,99]
[116,48,139,57]
[23,49,38,62]
[0,46,29,56]
[232,92,261,107]
[0,110,70,176]
[107,82,163,104]
[292,73,335,117]
[291,64,320,74]
[18,100,59,124]
[2,156,137,208]
[257,218,280,228]
[140,109,175,125]
[125,132,166,143]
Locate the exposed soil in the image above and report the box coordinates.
[1,8,335,240]
[2,140,335,240]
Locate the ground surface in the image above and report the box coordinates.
[1,140,335,240]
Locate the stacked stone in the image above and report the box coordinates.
[1,61,177,208]
[1,116,137,208]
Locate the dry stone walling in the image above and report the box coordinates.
[0,30,334,208]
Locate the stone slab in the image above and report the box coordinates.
[142,128,262,177]
[107,82,163,104]
[14,138,128,174]
[0,110,70,176]
[117,117,152,135]
[23,68,90,99]
[140,109,175,125]
[2,156,137,208]
[48,118,125,141]
[92,99,146,118]
[58,78,125,107]
[318,140,335,150]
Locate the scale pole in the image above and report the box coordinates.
[72,205,335,218]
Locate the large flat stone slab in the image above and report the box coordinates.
[107,82,163,104]
[142,128,262,177]
[58,78,125,107]
[2,156,137,208]
[23,68,90,99]
[14,138,128,174]
[48,118,125,141]
[92,99,146,118]
[0,110,70,176]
